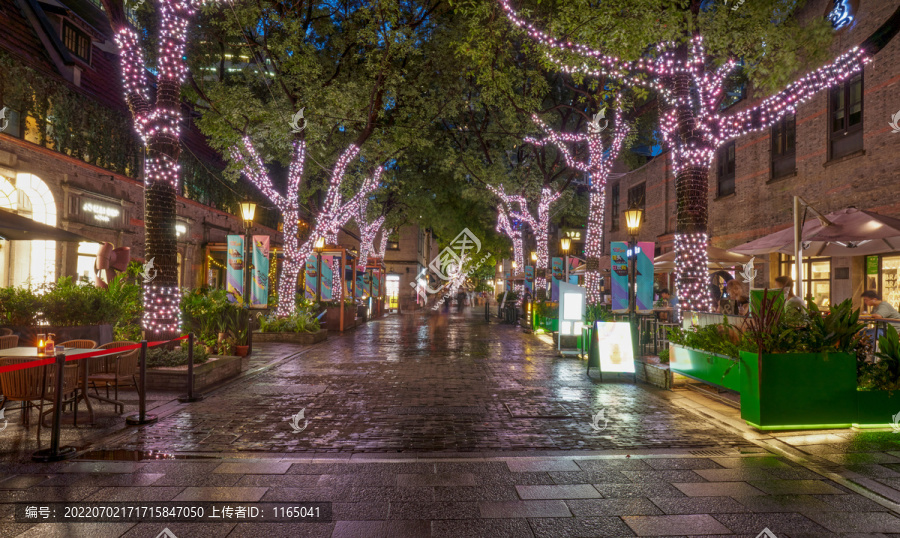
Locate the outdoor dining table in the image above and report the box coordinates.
[0,346,122,425]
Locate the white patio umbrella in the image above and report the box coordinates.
[654,246,751,273]
[731,208,900,257]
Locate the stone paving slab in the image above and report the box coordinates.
[622,514,732,536]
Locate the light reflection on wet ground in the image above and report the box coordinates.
[95,309,757,453]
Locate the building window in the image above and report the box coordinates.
[829,72,863,160]
[62,21,91,63]
[779,254,831,307]
[387,231,400,251]
[716,141,736,197]
[610,183,620,231]
[771,114,796,179]
[626,183,645,213]
[0,106,22,138]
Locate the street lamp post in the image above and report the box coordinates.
[560,237,571,284]
[624,206,644,359]
[314,237,325,304]
[240,201,257,355]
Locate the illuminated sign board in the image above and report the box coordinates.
[82,200,121,225]
[594,321,636,374]
[558,281,585,336]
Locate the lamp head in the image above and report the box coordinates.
[530,251,537,262]
[559,237,571,254]
[240,201,257,226]
[624,206,644,237]
[314,237,325,252]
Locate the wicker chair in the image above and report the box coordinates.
[0,335,19,349]
[0,357,74,444]
[58,340,97,350]
[0,328,12,336]
[88,341,140,414]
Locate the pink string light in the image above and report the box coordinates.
[499,0,869,312]
[526,106,630,304]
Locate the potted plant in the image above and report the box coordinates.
[229,308,250,357]
[667,319,742,392]
[857,324,900,426]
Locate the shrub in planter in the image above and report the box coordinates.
[258,309,321,333]
[146,345,210,369]
[0,287,39,326]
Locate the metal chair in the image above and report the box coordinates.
[0,328,13,336]
[0,335,19,349]
[88,341,140,414]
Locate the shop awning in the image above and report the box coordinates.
[0,209,92,242]
[731,208,900,257]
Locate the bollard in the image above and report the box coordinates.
[32,353,77,462]
[484,298,489,322]
[247,309,253,355]
[178,333,204,403]
[126,341,158,425]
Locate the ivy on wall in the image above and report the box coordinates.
[0,48,141,176]
[0,48,272,227]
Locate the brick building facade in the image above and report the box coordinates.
[0,0,278,290]
[605,0,900,310]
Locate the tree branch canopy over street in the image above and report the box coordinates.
[114,0,876,310]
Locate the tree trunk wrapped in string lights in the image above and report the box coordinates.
[499,0,869,313]
[103,0,212,337]
[488,185,526,303]
[526,106,630,305]
[376,228,393,260]
[231,137,380,315]
[356,210,386,272]
[508,186,562,301]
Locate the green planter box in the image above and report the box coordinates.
[739,350,857,430]
[533,313,558,333]
[670,345,740,392]
[856,390,900,428]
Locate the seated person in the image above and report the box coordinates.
[719,279,749,316]
[861,290,900,346]
[775,275,805,313]
[656,288,677,308]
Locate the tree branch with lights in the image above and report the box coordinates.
[499,0,870,313]
[525,104,630,304]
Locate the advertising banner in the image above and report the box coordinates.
[226,235,244,303]
[567,257,583,285]
[610,242,655,311]
[636,242,654,311]
[304,254,318,300]
[320,255,335,301]
[373,271,381,298]
[250,235,269,308]
[524,265,534,293]
[551,257,563,301]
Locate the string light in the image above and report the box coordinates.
[376,228,392,259]
[499,0,870,310]
[526,105,630,304]
[112,0,214,334]
[488,185,525,273]
[207,255,225,269]
[232,139,380,315]
[508,186,562,298]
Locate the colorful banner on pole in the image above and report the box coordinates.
[250,235,270,307]
[610,242,654,311]
[551,257,563,301]
[567,257,583,285]
[226,235,244,303]
[305,254,318,300]
[524,266,534,293]
[320,255,335,301]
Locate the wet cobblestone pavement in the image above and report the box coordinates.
[101,309,755,454]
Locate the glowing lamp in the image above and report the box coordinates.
[624,207,644,237]
[314,237,325,252]
[531,251,537,262]
[512,261,517,269]
[560,236,571,254]
[240,201,257,227]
